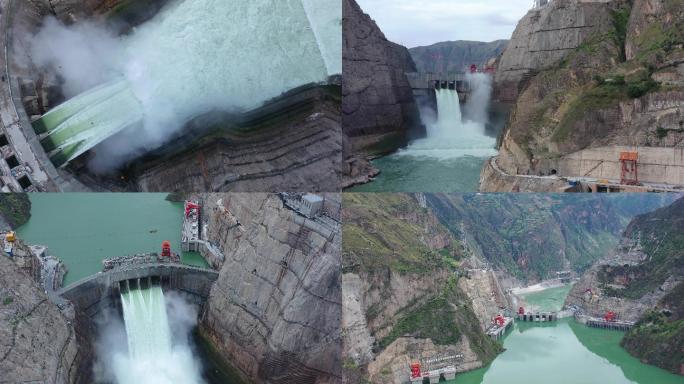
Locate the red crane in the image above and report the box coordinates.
[494,314,506,327]
[518,307,525,315]
[470,64,478,74]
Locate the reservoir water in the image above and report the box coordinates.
[16,193,208,286]
[449,285,682,384]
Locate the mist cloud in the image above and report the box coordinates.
[28,0,336,172]
[93,290,205,384]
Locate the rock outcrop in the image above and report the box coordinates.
[0,245,82,383]
[566,196,683,321]
[133,87,342,192]
[342,0,424,187]
[493,0,621,103]
[342,193,502,384]
[199,193,342,384]
[481,0,684,191]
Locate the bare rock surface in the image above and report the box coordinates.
[0,244,81,383]
[200,193,342,384]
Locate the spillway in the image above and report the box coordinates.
[33,0,342,167]
[396,88,496,159]
[114,285,204,384]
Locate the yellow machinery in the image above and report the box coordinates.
[5,231,15,243]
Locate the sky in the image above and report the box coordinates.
[356,0,534,48]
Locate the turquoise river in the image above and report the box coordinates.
[448,284,682,384]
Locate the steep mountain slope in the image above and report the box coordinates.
[566,196,683,374]
[342,0,424,186]
[0,241,84,383]
[409,40,508,74]
[426,194,676,281]
[199,193,342,384]
[342,193,502,384]
[482,0,684,191]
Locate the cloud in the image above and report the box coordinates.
[356,0,531,47]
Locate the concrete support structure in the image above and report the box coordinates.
[57,262,218,318]
[517,311,557,322]
[486,316,514,340]
[181,200,201,252]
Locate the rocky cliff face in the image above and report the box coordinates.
[482,0,684,191]
[0,242,83,383]
[133,88,342,192]
[426,193,675,281]
[566,196,683,319]
[342,193,502,384]
[342,0,424,187]
[199,193,342,384]
[410,40,508,74]
[565,196,683,374]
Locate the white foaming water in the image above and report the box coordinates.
[114,286,204,384]
[396,77,497,160]
[33,0,341,168]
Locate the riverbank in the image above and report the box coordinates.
[447,284,682,383]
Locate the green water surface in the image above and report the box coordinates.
[17,193,208,285]
[347,156,488,192]
[520,284,574,312]
[446,285,682,384]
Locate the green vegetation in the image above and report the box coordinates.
[598,198,684,299]
[379,289,460,348]
[621,283,684,374]
[378,276,503,362]
[552,72,659,142]
[0,194,31,229]
[425,194,654,281]
[342,193,461,274]
[3,297,13,305]
[610,8,631,62]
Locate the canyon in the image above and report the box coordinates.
[481,0,684,192]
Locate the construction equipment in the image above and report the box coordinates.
[410,362,422,380]
[5,231,15,243]
[604,311,617,322]
[619,151,639,185]
[161,240,172,257]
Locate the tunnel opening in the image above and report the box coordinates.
[0,134,8,147]
[6,155,19,168]
[17,175,32,189]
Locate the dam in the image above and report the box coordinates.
[0,0,342,191]
[350,72,497,192]
[57,252,218,317]
[32,0,340,168]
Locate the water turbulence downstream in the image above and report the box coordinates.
[31,0,341,168]
[351,73,497,192]
[399,74,497,159]
[114,283,204,383]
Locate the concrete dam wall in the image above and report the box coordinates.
[57,263,218,318]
